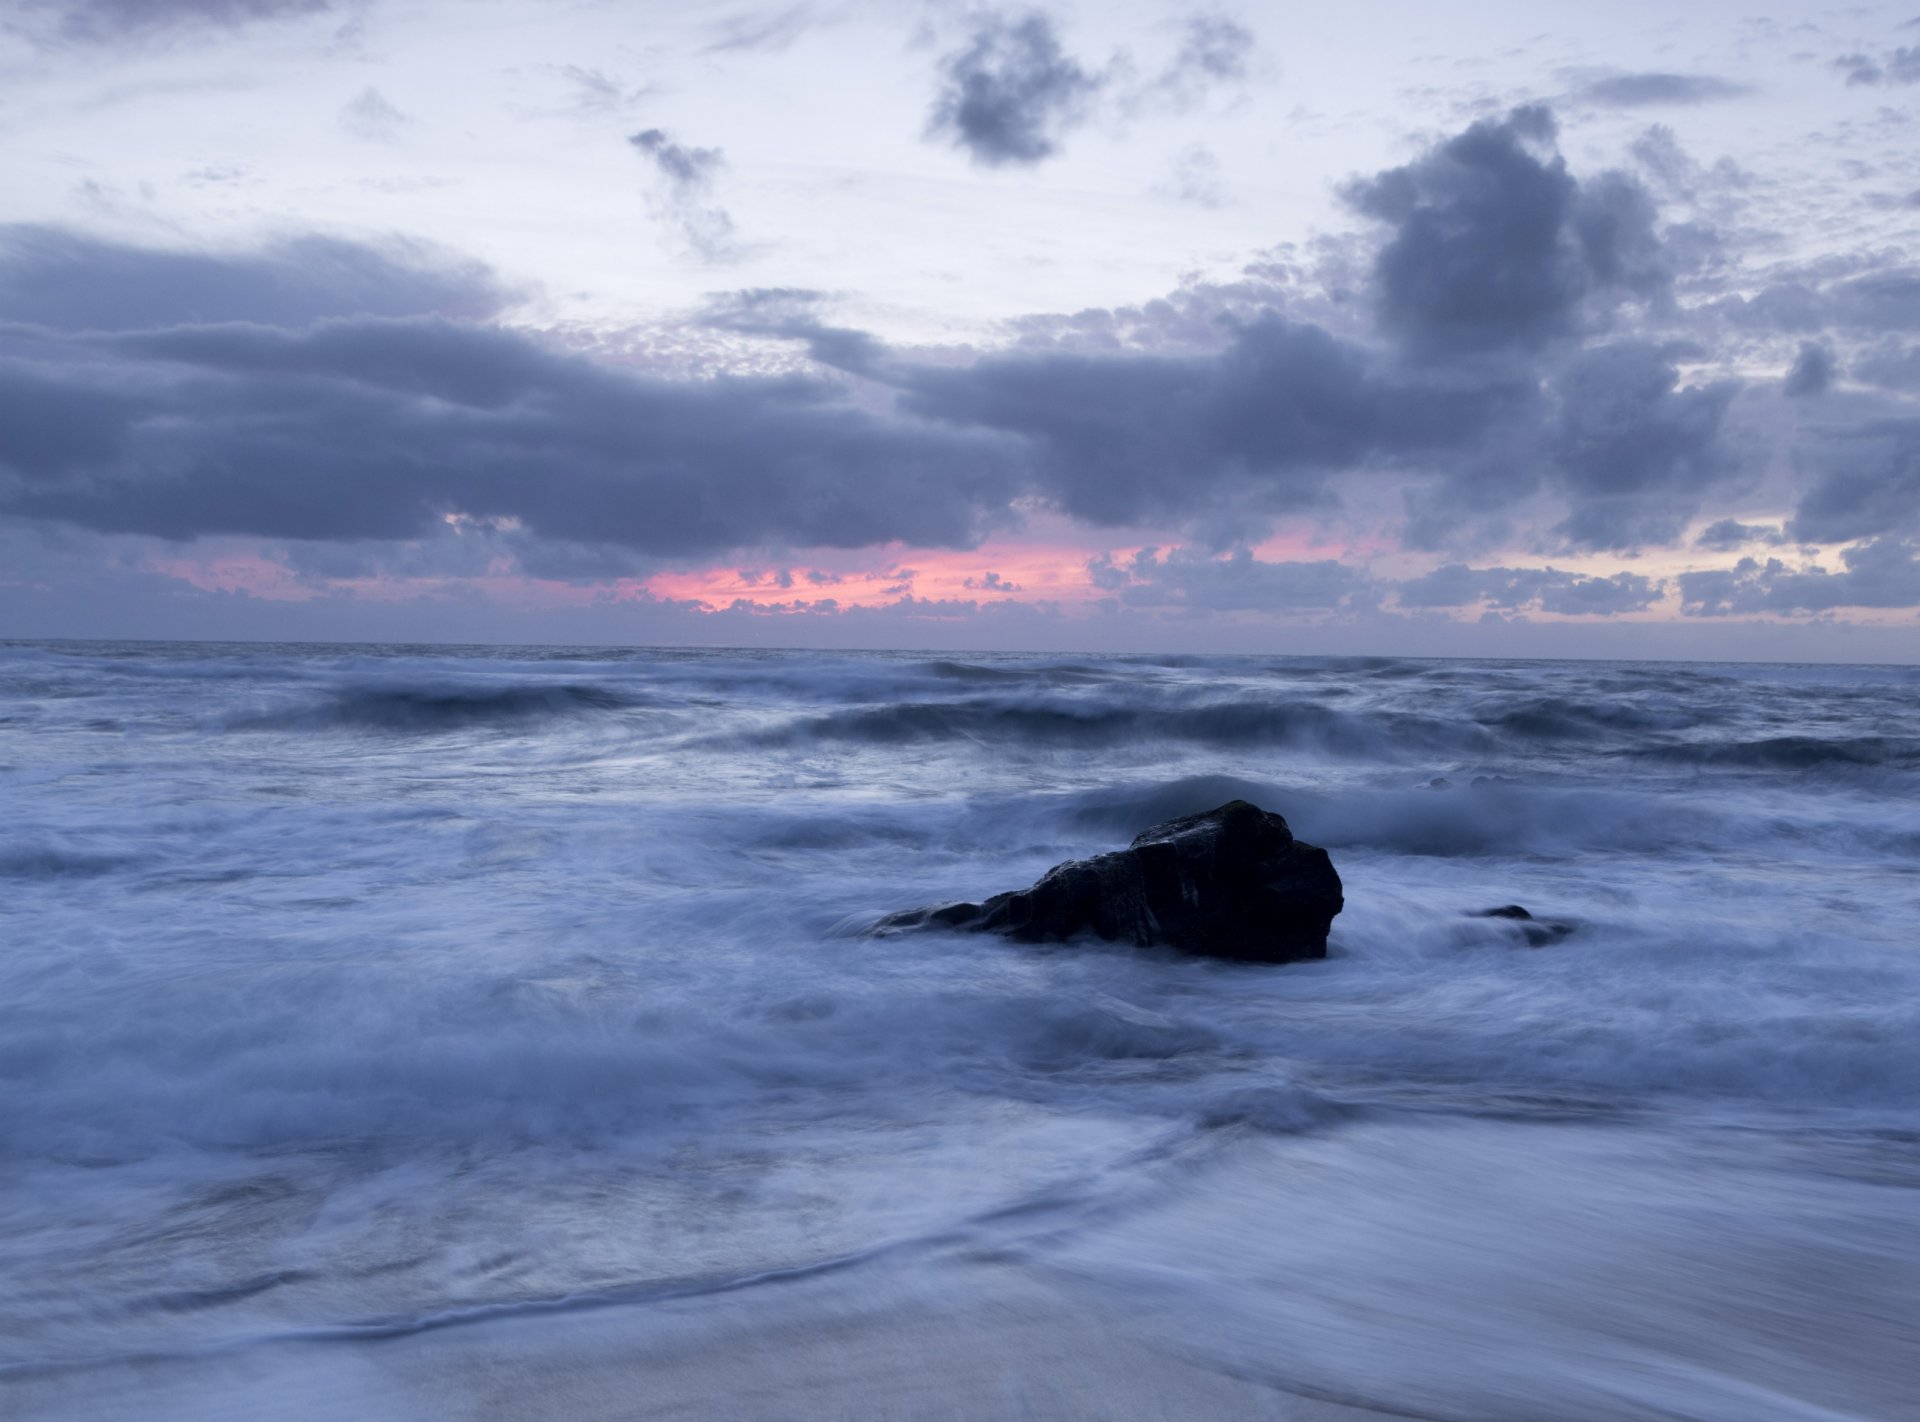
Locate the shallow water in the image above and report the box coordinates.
[3,642,1917,1418]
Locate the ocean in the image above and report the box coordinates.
[2,640,1916,1420]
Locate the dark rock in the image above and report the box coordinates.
[873,800,1343,963]
[1469,904,1575,947]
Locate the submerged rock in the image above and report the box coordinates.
[1469,904,1575,947]
[873,800,1343,963]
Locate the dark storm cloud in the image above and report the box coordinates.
[895,315,1532,528]
[926,12,1103,167]
[0,225,508,331]
[1572,73,1751,108]
[1784,342,1836,398]
[12,0,331,44]
[1344,107,1667,358]
[1678,539,1920,615]
[0,314,1027,551]
[1548,342,1740,550]
[0,230,1030,554]
[1395,563,1663,615]
[628,129,736,258]
[1789,419,1920,543]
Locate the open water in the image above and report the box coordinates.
[2,641,1917,1419]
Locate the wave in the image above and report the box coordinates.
[1064,773,1920,861]
[739,697,1495,758]
[224,682,648,734]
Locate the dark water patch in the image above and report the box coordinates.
[1630,735,1920,771]
[920,660,1118,687]
[226,682,649,734]
[0,846,139,879]
[1479,695,1698,741]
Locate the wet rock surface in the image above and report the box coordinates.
[873,800,1344,963]
[1470,904,1576,947]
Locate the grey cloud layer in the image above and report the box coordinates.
[13,0,332,45]
[0,226,507,330]
[1,100,1915,617]
[0,313,1024,553]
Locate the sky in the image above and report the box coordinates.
[2,0,1919,658]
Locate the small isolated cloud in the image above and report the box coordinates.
[700,4,815,55]
[549,65,651,116]
[963,570,1021,592]
[1131,13,1256,112]
[1572,71,1751,108]
[1784,342,1835,398]
[339,87,409,142]
[1345,106,1668,358]
[628,128,736,260]
[1833,48,1920,87]
[926,12,1104,167]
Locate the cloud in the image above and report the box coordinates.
[896,314,1529,530]
[1088,546,1372,612]
[1833,48,1920,87]
[1724,264,1920,337]
[1395,563,1663,615]
[699,4,816,55]
[629,129,737,259]
[1,92,1911,627]
[11,0,332,45]
[0,225,511,330]
[1344,107,1668,358]
[1548,342,1741,550]
[1678,539,1920,615]
[926,12,1104,167]
[1789,419,1920,543]
[1572,72,1751,108]
[963,570,1021,593]
[548,66,651,116]
[1130,14,1256,112]
[0,232,1026,555]
[1784,342,1835,397]
[340,87,410,142]
[1694,518,1785,552]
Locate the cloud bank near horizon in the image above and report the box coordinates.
[3,24,1919,654]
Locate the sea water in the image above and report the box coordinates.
[2,642,1916,1419]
